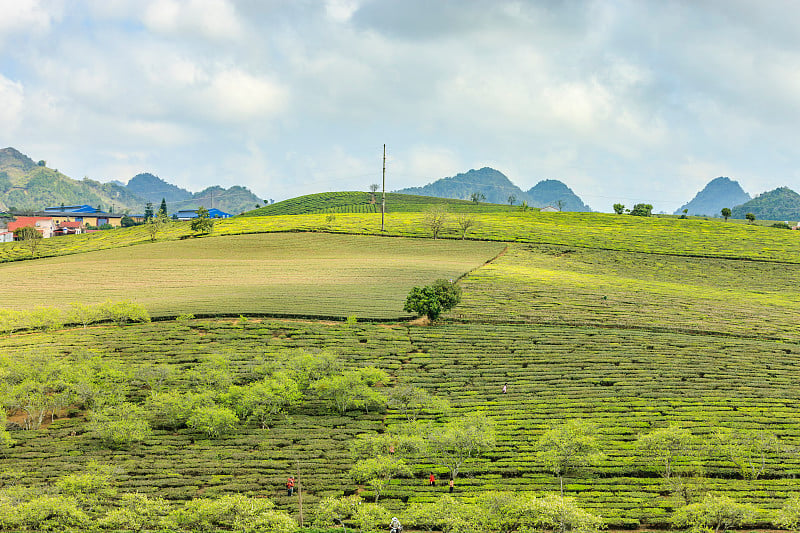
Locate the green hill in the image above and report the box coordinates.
[731,186,800,221]
[244,191,521,216]
[0,147,143,212]
[674,176,751,216]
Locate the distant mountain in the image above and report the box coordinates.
[0,147,263,215]
[0,147,142,213]
[527,179,592,212]
[674,177,750,216]
[730,187,800,221]
[126,173,192,205]
[395,167,591,211]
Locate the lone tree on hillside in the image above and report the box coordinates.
[721,207,731,221]
[613,203,625,214]
[404,279,462,321]
[630,203,653,217]
[745,212,756,224]
[424,205,449,239]
[145,212,168,241]
[470,192,486,204]
[456,212,477,240]
[13,226,43,257]
[190,206,214,234]
[159,198,168,217]
[508,194,516,206]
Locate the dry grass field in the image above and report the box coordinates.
[0,232,504,318]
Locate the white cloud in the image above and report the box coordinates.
[0,75,24,130]
[199,69,288,122]
[142,0,242,39]
[0,0,61,34]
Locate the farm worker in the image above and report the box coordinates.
[390,517,402,533]
[502,383,507,394]
[286,476,295,496]
[429,473,435,486]
[449,478,454,493]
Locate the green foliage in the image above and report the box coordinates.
[630,203,653,217]
[0,410,12,449]
[186,404,239,437]
[388,384,450,422]
[613,203,625,214]
[404,279,462,321]
[637,425,697,481]
[27,306,63,331]
[711,427,781,480]
[145,390,210,430]
[96,492,172,531]
[120,214,137,227]
[224,371,302,428]
[775,493,800,530]
[89,402,152,448]
[313,495,390,532]
[745,212,756,223]
[456,212,478,239]
[13,494,91,531]
[537,419,603,494]
[13,225,42,256]
[191,206,215,234]
[470,192,486,204]
[166,494,296,533]
[672,493,757,533]
[414,411,496,480]
[312,367,389,414]
[98,299,151,325]
[145,211,169,241]
[350,455,411,502]
[720,207,731,220]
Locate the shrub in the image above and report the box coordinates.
[775,493,800,530]
[672,493,757,533]
[89,403,152,448]
[98,300,150,325]
[166,494,294,532]
[15,494,91,531]
[97,492,172,531]
[186,405,239,437]
[403,279,462,321]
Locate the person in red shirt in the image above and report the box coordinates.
[286,476,295,496]
[428,473,435,486]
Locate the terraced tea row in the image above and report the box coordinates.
[1,319,797,527]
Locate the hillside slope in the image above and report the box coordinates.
[731,186,800,220]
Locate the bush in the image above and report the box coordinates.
[97,493,172,531]
[89,403,152,448]
[98,300,150,325]
[672,493,757,533]
[775,493,800,530]
[403,279,462,321]
[186,405,239,437]
[15,494,91,531]
[166,494,295,532]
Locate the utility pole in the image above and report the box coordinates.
[381,144,386,231]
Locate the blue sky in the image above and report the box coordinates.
[1,0,799,213]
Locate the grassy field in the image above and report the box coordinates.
[2,211,800,265]
[2,205,800,530]
[0,232,504,318]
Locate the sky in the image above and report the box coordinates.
[1,0,799,213]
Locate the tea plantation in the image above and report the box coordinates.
[1,208,800,532]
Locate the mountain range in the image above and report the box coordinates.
[0,147,263,215]
[673,177,751,216]
[395,168,593,211]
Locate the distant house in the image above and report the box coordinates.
[44,204,97,213]
[174,208,231,221]
[7,216,57,238]
[0,230,13,243]
[37,209,124,228]
[55,220,84,235]
[540,205,560,213]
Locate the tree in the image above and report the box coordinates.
[776,494,800,530]
[120,214,136,227]
[0,410,13,449]
[350,455,411,502]
[637,425,703,502]
[186,405,239,438]
[520,200,529,212]
[145,212,168,241]
[225,372,302,428]
[13,226,42,257]
[312,367,389,414]
[745,212,756,223]
[158,198,168,217]
[470,192,486,204]
[507,194,516,205]
[424,205,448,239]
[537,419,603,495]
[144,202,154,221]
[388,384,450,422]
[630,203,653,217]
[711,428,781,480]
[416,412,496,481]
[721,207,731,221]
[672,493,756,533]
[613,203,625,214]
[190,206,214,234]
[403,279,462,321]
[89,403,152,448]
[455,212,477,240]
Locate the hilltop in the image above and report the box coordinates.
[731,186,800,221]
[0,147,262,214]
[674,176,751,216]
[395,167,592,211]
